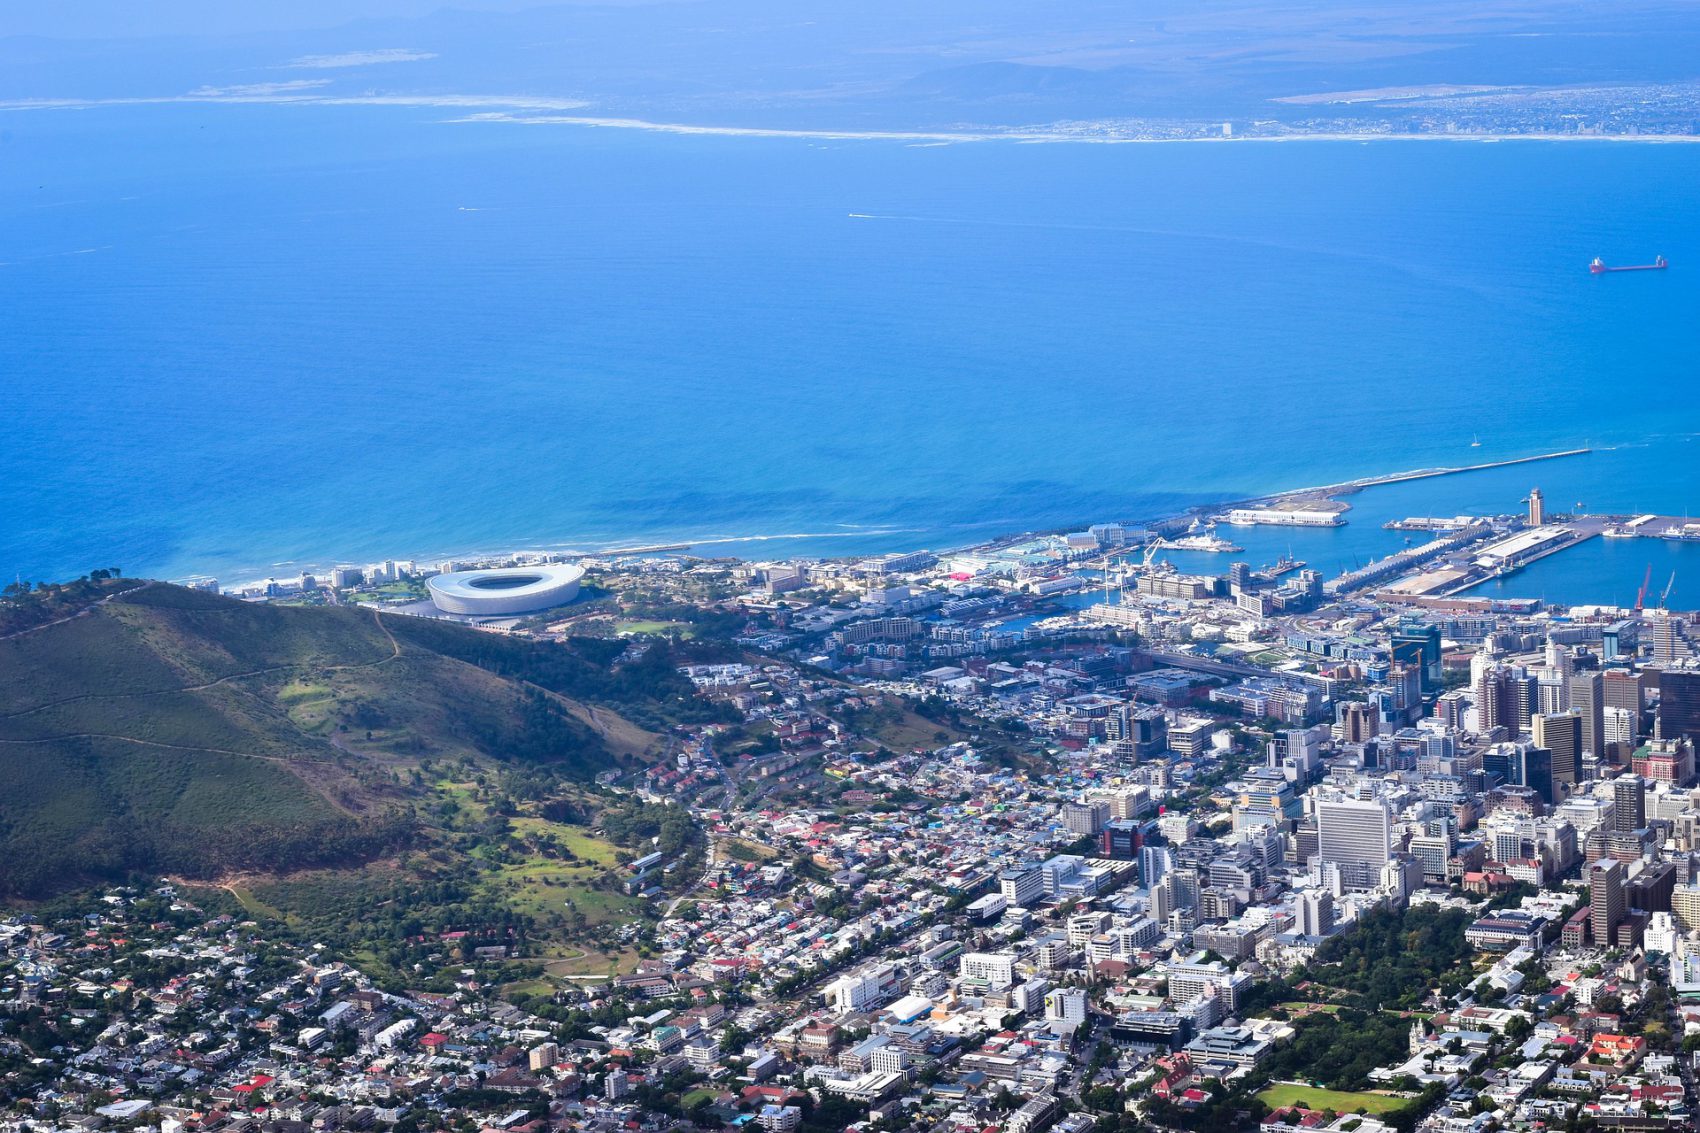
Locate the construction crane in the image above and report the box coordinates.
[1635,563,1653,611]
[1660,571,1677,610]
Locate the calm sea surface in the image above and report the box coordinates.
[2,104,1697,602]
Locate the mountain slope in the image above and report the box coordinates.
[0,582,688,897]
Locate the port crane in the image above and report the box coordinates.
[1634,564,1654,611]
[1660,571,1677,610]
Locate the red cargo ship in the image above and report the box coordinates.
[1590,255,1668,273]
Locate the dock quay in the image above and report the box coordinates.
[1361,510,1700,600]
[1385,515,1495,532]
[1325,524,1493,596]
[1596,515,1700,542]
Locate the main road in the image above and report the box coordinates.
[1142,648,1270,681]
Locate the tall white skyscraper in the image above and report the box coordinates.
[1296,888,1335,936]
[1604,706,1635,749]
[1140,844,1173,889]
[1150,875,1175,925]
[1315,796,1392,888]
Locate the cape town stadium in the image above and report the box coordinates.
[426,563,585,616]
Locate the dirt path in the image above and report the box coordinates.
[0,580,155,642]
[0,732,331,764]
[371,610,402,660]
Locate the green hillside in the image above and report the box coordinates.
[0,582,701,899]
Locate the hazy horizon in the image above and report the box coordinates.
[6,0,1700,133]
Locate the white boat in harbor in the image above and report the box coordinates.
[1155,535,1245,553]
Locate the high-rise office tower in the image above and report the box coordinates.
[1604,707,1635,752]
[1169,868,1201,910]
[1294,819,1319,865]
[1436,689,1470,730]
[1523,670,1550,731]
[1513,671,1540,732]
[1652,617,1693,665]
[1570,671,1605,759]
[1590,859,1625,946]
[1470,643,1498,686]
[1338,701,1379,744]
[1150,874,1175,924]
[1140,844,1172,889]
[1532,712,1582,801]
[1476,667,1519,734]
[1528,487,1545,527]
[1521,745,1556,805]
[1603,668,1645,735]
[1388,664,1422,714]
[1627,861,1678,914]
[1658,668,1700,745]
[1296,889,1336,937]
[1612,774,1645,833]
[1602,620,1638,661]
[1315,796,1392,887]
[1392,622,1443,693]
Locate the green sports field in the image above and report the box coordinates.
[1255,1084,1412,1115]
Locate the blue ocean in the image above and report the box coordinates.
[2,104,1697,604]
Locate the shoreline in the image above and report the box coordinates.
[5,92,1700,146]
[445,112,1700,146]
[196,447,1594,594]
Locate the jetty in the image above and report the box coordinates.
[1175,447,1591,528]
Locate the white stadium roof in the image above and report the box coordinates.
[426,562,585,616]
